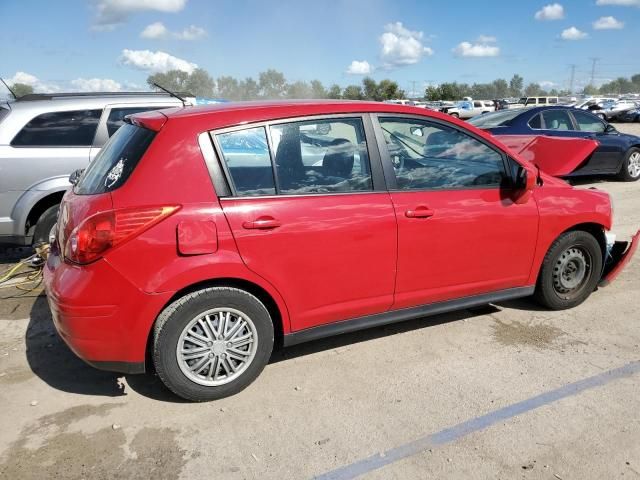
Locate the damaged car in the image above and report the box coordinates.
[44,100,638,401]
[469,106,640,181]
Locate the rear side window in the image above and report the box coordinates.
[217,127,276,197]
[74,123,155,194]
[542,110,573,130]
[11,109,101,147]
[106,107,160,137]
[528,113,542,129]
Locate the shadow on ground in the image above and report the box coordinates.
[27,291,526,403]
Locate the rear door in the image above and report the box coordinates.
[215,115,397,331]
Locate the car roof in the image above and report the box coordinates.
[7,93,184,113]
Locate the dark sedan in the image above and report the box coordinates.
[618,108,640,123]
[469,106,640,181]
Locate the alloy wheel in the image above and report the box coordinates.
[628,152,640,179]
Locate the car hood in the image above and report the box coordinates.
[493,134,599,177]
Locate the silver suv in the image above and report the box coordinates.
[0,92,187,245]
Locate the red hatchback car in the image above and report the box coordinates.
[44,101,638,401]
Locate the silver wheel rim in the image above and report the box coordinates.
[176,307,258,387]
[628,152,640,178]
[552,246,591,299]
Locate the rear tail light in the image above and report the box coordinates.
[64,205,180,264]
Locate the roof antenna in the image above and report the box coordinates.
[1,78,17,99]
[152,82,186,104]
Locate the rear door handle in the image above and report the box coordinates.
[405,206,434,218]
[242,217,282,230]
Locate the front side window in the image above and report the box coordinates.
[379,118,507,190]
[269,118,372,195]
[542,110,573,130]
[571,110,605,133]
[217,127,275,197]
[528,113,542,129]
[11,109,101,147]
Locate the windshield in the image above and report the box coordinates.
[468,109,522,128]
[74,123,155,195]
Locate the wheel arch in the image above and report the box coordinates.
[25,191,66,238]
[146,277,287,366]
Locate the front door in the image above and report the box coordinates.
[216,116,397,331]
[374,115,539,310]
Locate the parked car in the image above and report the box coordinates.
[508,97,560,109]
[618,108,640,123]
[44,100,637,401]
[440,99,495,118]
[589,99,639,122]
[0,92,189,246]
[469,106,640,181]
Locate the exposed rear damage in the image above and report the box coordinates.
[601,230,640,287]
[494,135,599,177]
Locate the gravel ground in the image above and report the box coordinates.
[1,123,639,479]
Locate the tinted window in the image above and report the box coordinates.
[473,101,482,108]
[11,109,101,147]
[217,127,276,197]
[379,118,506,190]
[572,110,605,133]
[542,110,573,130]
[549,98,558,104]
[525,98,537,105]
[528,113,542,129]
[468,109,522,128]
[269,118,372,195]
[539,98,547,104]
[75,124,155,194]
[107,107,160,137]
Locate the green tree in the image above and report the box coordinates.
[378,79,404,100]
[583,84,599,95]
[310,80,327,99]
[147,69,190,92]
[492,79,509,98]
[362,77,380,101]
[237,77,260,100]
[259,69,287,98]
[342,84,364,100]
[286,80,313,99]
[184,68,215,97]
[11,83,34,98]
[327,84,342,99]
[509,74,524,97]
[216,76,240,100]
[425,85,440,101]
[524,83,543,96]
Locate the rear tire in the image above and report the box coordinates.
[533,231,602,310]
[618,147,640,182]
[153,287,274,402]
[33,205,59,245]
[450,112,459,118]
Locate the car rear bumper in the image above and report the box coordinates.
[43,250,174,373]
[599,230,639,287]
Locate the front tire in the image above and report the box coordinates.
[534,231,603,310]
[153,287,274,401]
[33,205,59,245]
[618,147,640,182]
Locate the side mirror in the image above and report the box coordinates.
[69,168,84,186]
[511,161,536,204]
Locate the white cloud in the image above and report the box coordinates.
[120,49,197,73]
[141,21,169,39]
[596,0,640,5]
[93,0,187,31]
[561,26,588,40]
[535,3,565,20]
[453,42,500,57]
[140,22,206,40]
[346,60,372,75]
[477,35,497,43]
[379,22,433,68]
[593,16,624,29]
[71,78,122,92]
[7,71,61,93]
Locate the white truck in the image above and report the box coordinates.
[440,98,495,119]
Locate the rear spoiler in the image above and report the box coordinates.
[125,110,169,132]
[493,135,599,177]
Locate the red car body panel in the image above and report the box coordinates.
[493,135,599,177]
[42,100,635,371]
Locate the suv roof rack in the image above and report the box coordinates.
[16,91,194,101]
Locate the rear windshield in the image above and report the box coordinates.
[74,123,155,195]
[468,109,522,128]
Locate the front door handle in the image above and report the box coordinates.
[242,217,282,230]
[405,206,434,218]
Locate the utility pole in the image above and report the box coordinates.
[589,58,599,87]
[568,64,576,93]
[410,80,417,99]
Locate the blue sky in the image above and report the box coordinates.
[1,0,639,98]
